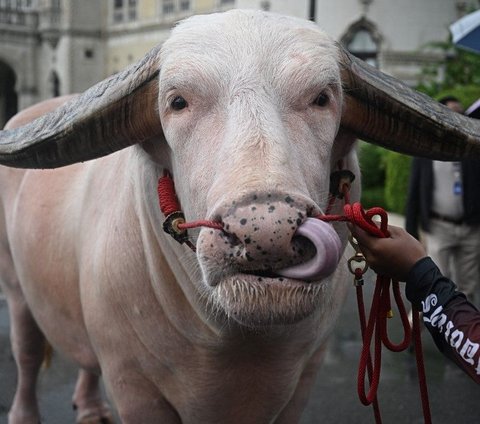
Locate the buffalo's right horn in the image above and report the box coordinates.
[0,46,163,169]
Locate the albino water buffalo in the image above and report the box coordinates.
[1,9,479,424]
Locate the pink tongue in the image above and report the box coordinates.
[277,218,341,281]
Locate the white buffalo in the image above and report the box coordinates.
[0,9,479,424]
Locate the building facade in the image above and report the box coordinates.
[0,0,478,127]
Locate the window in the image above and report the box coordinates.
[163,0,174,14]
[128,0,136,20]
[113,0,137,23]
[113,2,123,22]
[20,0,33,8]
[161,0,191,16]
[341,18,381,68]
[347,29,378,67]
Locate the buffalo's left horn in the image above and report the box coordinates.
[0,46,162,169]
[339,47,480,160]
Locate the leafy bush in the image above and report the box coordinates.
[384,151,412,214]
[358,143,412,213]
[361,186,386,210]
[416,40,480,109]
[358,142,387,209]
[358,142,386,188]
[435,85,480,112]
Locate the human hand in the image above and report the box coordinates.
[348,223,427,281]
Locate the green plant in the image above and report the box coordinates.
[361,186,386,210]
[416,40,480,109]
[358,142,387,209]
[435,85,480,111]
[358,142,386,188]
[384,151,412,214]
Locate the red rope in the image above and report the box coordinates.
[157,170,181,216]
[158,172,222,231]
[355,269,383,422]
[338,201,430,424]
[413,309,432,423]
[157,172,431,423]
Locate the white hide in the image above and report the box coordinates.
[0,10,361,424]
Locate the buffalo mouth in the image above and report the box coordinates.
[243,268,289,280]
[210,271,328,327]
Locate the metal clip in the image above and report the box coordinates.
[348,235,368,286]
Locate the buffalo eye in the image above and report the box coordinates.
[314,92,329,107]
[171,96,188,111]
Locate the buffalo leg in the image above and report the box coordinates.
[6,291,46,424]
[72,369,114,424]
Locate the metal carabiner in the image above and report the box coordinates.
[347,235,368,286]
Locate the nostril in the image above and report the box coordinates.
[277,218,342,281]
[291,234,316,260]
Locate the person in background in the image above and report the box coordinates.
[349,222,480,384]
[405,96,480,306]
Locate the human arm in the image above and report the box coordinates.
[349,224,480,383]
[407,257,480,384]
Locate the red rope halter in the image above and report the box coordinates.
[157,170,431,424]
[323,192,431,423]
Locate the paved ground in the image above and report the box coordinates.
[0,214,479,423]
[1,282,479,424]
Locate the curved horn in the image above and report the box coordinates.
[339,47,480,160]
[0,46,162,169]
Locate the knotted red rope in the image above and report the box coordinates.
[157,171,431,423]
[157,171,221,250]
[321,194,431,423]
[158,170,222,232]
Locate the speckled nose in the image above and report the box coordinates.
[219,199,308,266]
[205,197,341,279]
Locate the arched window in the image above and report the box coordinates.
[341,18,381,68]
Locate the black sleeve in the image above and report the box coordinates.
[406,257,480,384]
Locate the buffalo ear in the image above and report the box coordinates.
[0,46,163,169]
[339,47,480,160]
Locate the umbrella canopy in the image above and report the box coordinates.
[450,9,480,53]
[466,98,480,119]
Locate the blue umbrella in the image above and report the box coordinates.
[450,9,480,53]
[466,98,480,119]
